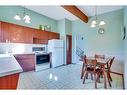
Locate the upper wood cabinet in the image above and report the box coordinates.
[33,30,48,44]
[1,22,10,42]
[0,22,2,42]
[33,30,59,44]
[9,24,24,43]
[0,21,59,44]
[1,22,34,43]
[48,31,59,40]
[33,30,48,39]
[23,27,34,43]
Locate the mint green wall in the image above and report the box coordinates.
[124,7,127,89]
[57,19,72,64]
[57,19,66,64]
[72,9,124,63]
[65,19,72,35]
[0,6,58,32]
[57,19,66,37]
[57,18,72,36]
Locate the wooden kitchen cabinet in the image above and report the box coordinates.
[1,21,34,43]
[0,73,19,89]
[47,31,59,40]
[33,30,48,44]
[0,22,2,42]
[9,24,24,43]
[14,54,35,72]
[33,31,59,44]
[1,22,10,42]
[0,21,60,44]
[23,26,34,43]
[35,30,48,39]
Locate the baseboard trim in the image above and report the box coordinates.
[110,71,125,89]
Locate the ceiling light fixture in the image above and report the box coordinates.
[14,6,31,24]
[90,6,106,28]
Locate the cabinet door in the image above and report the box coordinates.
[39,30,48,44]
[48,32,59,40]
[33,30,48,44]
[0,22,2,42]
[1,22,25,43]
[1,22,34,43]
[1,22,10,42]
[14,54,35,72]
[23,27,34,43]
[9,24,24,43]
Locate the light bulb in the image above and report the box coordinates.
[92,20,97,25]
[14,15,21,20]
[25,19,31,23]
[99,21,106,26]
[91,23,96,28]
[23,15,31,21]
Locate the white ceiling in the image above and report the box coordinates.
[77,6,123,16]
[25,6,123,21]
[25,6,78,21]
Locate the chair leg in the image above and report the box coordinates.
[97,72,101,83]
[94,73,97,89]
[83,72,87,84]
[107,72,112,87]
[91,73,93,80]
[86,73,88,79]
[108,72,112,81]
[100,72,103,78]
[81,65,84,79]
[81,71,84,79]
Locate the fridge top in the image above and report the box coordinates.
[48,39,64,51]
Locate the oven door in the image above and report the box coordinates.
[36,54,50,64]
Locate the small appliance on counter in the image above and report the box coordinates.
[48,39,64,68]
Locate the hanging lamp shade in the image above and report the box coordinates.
[90,6,106,28]
[14,6,31,24]
[99,20,106,26]
[14,14,21,20]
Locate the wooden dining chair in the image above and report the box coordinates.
[94,54,105,79]
[95,54,105,59]
[82,58,102,89]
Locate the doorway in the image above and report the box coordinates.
[66,35,72,64]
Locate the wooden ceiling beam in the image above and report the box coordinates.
[61,5,89,23]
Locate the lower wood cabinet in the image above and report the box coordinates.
[14,54,35,72]
[0,73,19,89]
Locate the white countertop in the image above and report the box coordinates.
[0,54,23,77]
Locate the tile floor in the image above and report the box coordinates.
[17,64,123,89]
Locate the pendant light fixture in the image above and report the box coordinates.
[14,6,31,24]
[90,6,106,28]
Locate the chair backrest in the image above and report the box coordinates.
[95,54,105,59]
[84,58,97,72]
[108,57,115,69]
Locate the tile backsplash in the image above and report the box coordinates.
[0,43,47,54]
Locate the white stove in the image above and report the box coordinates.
[32,47,50,72]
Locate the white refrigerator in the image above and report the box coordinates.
[48,39,64,68]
